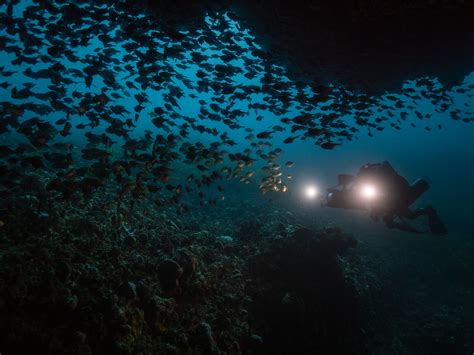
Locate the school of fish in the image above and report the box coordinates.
[0,0,473,217]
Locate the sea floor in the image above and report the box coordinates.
[0,195,472,354]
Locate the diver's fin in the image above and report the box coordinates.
[428,213,448,236]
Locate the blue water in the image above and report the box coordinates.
[0,0,473,353]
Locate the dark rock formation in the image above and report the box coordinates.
[245,227,363,354]
[139,0,474,93]
[157,259,183,293]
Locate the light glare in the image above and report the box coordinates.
[360,184,377,199]
[305,185,318,199]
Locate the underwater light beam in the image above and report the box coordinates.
[304,185,319,199]
[359,184,378,200]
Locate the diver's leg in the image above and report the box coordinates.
[401,207,432,219]
[383,214,422,234]
[406,179,430,206]
[401,207,448,236]
[382,214,396,229]
[426,208,448,236]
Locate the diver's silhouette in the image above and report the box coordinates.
[325,161,448,235]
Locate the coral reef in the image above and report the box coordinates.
[0,197,363,354]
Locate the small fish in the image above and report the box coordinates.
[283,136,298,144]
[320,142,340,150]
[55,118,68,125]
[292,114,312,125]
[60,122,72,137]
[256,131,273,139]
[77,105,87,115]
[96,93,109,106]
[306,127,324,136]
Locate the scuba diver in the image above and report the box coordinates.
[324,161,448,235]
